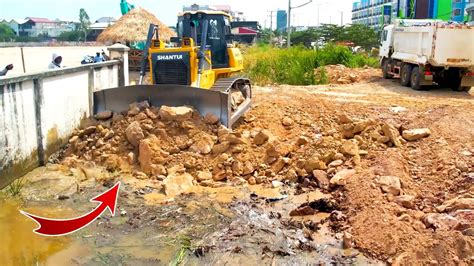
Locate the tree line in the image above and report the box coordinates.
[260,24,380,51]
[0,8,91,42]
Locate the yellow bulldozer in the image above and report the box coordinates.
[94,10,252,128]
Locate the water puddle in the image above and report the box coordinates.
[0,199,72,266]
[1,177,382,265]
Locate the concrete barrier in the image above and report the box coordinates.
[0,44,130,188]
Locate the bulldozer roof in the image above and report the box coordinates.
[178,10,232,18]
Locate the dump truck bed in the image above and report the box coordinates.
[392,22,474,68]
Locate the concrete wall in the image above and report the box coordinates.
[0,46,107,75]
[0,60,124,188]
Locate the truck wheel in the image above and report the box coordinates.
[400,64,413,87]
[452,86,471,92]
[382,59,393,79]
[410,66,426,91]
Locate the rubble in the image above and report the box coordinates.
[316,65,381,84]
[330,169,356,186]
[377,176,402,196]
[402,128,431,141]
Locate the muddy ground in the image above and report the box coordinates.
[1,72,473,265]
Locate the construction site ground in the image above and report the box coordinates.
[2,70,473,265]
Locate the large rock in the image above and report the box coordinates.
[242,161,255,175]
[378,176,401,196]
[394,194,416,209]
[212,142,230,154]
[304,157,327,172]
[423,213,459,231]
[330,169,356,186]
[341,139,359,156]
[162,173,194,197]
[126,121,145,147]
[20,167,79,200]
[197,170,212,182]
[159,106,193,121]
[382,123,403,147]
[95,110,113,120]
[402,128,431,141]
[139,136,169,174]
[271,157,287,174]
[189,134,215,154]
[204,113,220,125]
[254,130,270,145]
[436,196,474,212]
[313,170,329,189]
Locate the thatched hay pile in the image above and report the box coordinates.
[98,7,175,43]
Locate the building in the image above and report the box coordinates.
[231,21,259,43]
[352,0,470,30]
[0,19,26,36]
[467,0,474,24]
[88,17,117,41]
[276,10,288,32]
[17,17,78,38]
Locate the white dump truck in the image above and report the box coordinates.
[379,19,474,91]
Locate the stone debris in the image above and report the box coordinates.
[315,65,380,84]
[159,106,193,121]
[330,169,356,186]
[253,130,270,145]
[95,110,113,120]
[377,176,401,196]
[162,173,194,196]
[402,128,431,141]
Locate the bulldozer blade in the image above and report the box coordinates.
[93,85,251,128]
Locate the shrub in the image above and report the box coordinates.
[243,44,379,85]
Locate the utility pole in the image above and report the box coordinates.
[268,10,276,30]
[340,11,343,26]
[287,0,313,48]
[287,0,291,48]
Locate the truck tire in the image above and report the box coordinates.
[400,64,413,87]
[382,59,393,79]
[410,66,426,91]
[453,86,471,92]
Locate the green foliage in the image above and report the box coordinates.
[244,45,319,85]
[261,24,379,51]
[314,67,329,85]
[0,23,16,41]
[58,30,84,41]
[5,177,26,197]
[244,44,379,86]
[14,35,40,42]
[79,8,91,41]
[290,28,320,47]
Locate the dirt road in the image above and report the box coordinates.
[1,72,473,265]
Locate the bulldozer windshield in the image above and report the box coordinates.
[177,13,231,68]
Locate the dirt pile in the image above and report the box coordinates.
[317,65,381,84]
[61,102,431,196]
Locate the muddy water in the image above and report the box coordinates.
[1,171,382,265]
[0,199,71,265]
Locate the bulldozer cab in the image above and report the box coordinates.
[176,11,232,68]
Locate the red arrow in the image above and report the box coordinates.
[20,182,121,236]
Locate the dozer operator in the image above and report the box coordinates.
[94,10,252,128]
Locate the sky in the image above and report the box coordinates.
[0,0,354,28]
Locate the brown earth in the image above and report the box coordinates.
[59,70,473,264]
[316,64,382,84]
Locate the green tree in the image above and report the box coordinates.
[343,24,379,51]
[0,23,15,42]
[291,28,320,47]
[79,8,91,42]
[58,30,84,41]
[318,24,345,43]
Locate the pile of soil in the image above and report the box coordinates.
[63,101,430,198]
[317,65,381,84]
